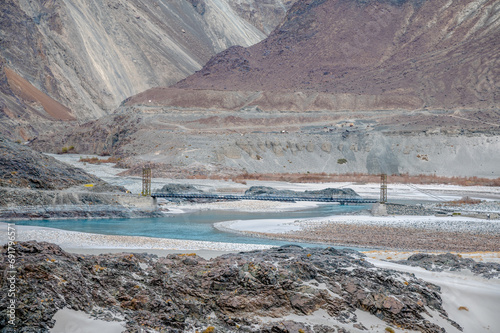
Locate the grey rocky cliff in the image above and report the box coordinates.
[1,241,462,332]
[0,135,160,219]
[0,134,108,191]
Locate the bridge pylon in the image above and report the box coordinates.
[380,174,387,203]
[142,167,152,196]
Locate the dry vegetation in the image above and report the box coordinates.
[179,172,500,186]
[228,172,500,187]
[79,156,121,164]
[443,197,482,206]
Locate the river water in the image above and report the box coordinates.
[15,204,369,248]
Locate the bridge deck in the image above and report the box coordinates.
[152,193,377,204]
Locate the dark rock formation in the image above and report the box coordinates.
[159,183,204,194]
[0,134,108,190]
[0,241,462,332]
[397,253,500,279]
[0,134,161,219]
[245,186,360,198]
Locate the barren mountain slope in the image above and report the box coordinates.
[26,0,500,178]
[131,0,499,111]
[0,0,296,141]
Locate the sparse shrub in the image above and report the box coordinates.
[337,158,347,164]
[202,327,215,333]
[79,156,121,164]
[61,147,68,154]
[385,328,395,333]
[458,306,469,311]
[445,196,481,206]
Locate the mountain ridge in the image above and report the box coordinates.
[151,0,499,111]
[0,0,296,141]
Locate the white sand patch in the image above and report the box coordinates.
[368,259,500,332]
[215,218,303,234]
[50,308,125,333]
[167,199,321,213]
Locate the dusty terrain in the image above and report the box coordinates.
[30,107,500,178]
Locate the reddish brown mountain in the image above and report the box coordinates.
[131,0,498,111]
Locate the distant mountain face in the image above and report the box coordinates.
[166,0,498,111]
[0,0,296,140]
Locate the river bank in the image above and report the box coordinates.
[216,214,500,252]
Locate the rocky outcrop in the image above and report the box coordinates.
[159,183,204,194]
[245,186,359,198]
[1,242,461,332]
[0,187,161,220]
[397,253,500,279]
[0,134,108,190]
[0,134,162,218]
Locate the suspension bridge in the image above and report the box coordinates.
[151,192,377,204]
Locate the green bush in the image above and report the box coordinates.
[337,158,347,164]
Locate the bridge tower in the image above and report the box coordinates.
[142,167,152,196]
[380,174,387,203]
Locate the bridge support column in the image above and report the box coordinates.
[371,202,387,216]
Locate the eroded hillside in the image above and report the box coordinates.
[132,0,499,111]
[0,0,295,140]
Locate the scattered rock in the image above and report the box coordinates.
[397,253,500,279]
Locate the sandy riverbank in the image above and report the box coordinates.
[216,214,500,252]
[0,222,273,259]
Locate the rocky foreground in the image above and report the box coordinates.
[0,241,471,333]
